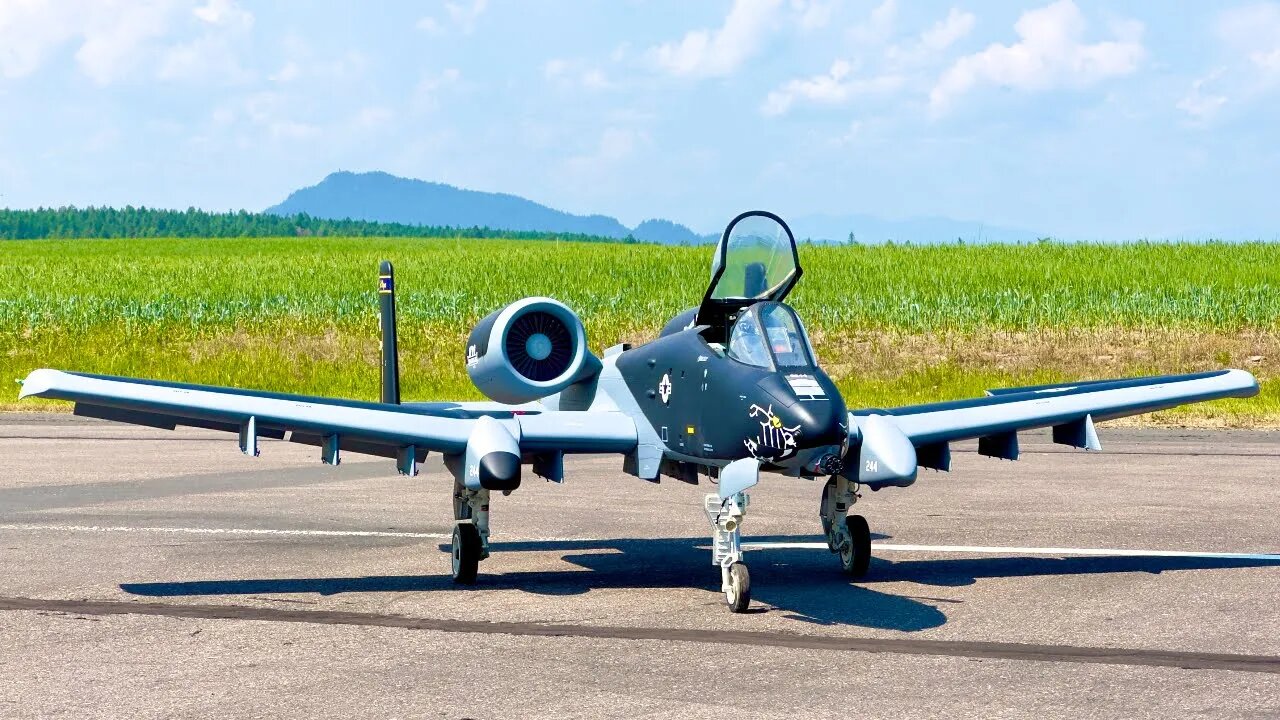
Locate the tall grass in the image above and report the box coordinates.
[3,237,1276,422]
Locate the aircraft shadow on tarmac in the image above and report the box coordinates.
[119,534,1280,631]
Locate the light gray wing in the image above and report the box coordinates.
[847,369,1258,487]
[18,369,636,470]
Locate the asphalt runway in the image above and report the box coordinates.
[1,414,1278,719]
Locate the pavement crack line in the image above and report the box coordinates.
[2,596,1276,674]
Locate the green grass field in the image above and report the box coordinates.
[3,236,1277,424]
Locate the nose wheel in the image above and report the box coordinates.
[724,561,751,612]
[821,476,871,577]
[705,492,752,612]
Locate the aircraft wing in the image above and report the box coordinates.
[848,370,1259,484]
[17,369,637,468]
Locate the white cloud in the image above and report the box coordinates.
[74,1,177,85]
[848,0,896,45]
[193,0,251,29]
[158,2,255,84]
[930,0,1144,114]
[791,0,835,31]
[1177,70,1227,123]
[762,5,965,116]
[564,127,646,181]
[414,67,460,111]
[353,106,393,130]
[261,37,367,87]
[918,8,975,55]
[544,58,613,91]
[0,0,180,85]
[417,0,488,36]
[882,6,975,67]
[761,60,902,115]
[270,60,299,83]
[1217,3,1280,76]
[648,0,784,78]
[0,0,259,85]
[0,1,79,78]
[223,90,320,140]
[1257,48,1280,73]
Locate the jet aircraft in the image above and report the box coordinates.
[19,211,1260,612]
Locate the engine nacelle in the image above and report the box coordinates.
[465,297,600,404]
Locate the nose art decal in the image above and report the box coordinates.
[744,403,801,462]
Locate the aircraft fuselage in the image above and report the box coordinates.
[615,304,848,479]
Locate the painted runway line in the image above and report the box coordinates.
[0,523,450,540]
[2,523,1278,561]
[744,541,1280,561]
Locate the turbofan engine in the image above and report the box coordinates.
[465,297,600,404]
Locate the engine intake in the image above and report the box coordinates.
[465,297,600,404]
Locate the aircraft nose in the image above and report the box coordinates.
[795,399,847,448]
[757,373,848,451]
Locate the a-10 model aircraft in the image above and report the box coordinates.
[20,211,1259,612]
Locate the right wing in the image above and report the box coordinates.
[18,369,637,469]
[882,369,1259,447]
[847,369,1259,488]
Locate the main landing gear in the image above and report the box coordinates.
[821,475,871,577]
[451,483,490,584]
[705,492,751,612]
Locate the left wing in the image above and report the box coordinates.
[18,369,636,474]
[847,369,1259,487]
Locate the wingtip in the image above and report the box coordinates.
[1225,368,1261,398]
[16,368,60,400]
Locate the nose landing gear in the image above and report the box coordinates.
[705,492,751,612]
[821,475,871,577]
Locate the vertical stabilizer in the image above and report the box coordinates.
[378,260,400,405]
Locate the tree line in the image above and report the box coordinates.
[0,206,634,242]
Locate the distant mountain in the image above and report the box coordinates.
[267,171,1038,245]
[268,171,634,238]
[631,218,713,245]
[790,213,1042,244]
[268,171,695,243]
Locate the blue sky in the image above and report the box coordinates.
[1,0,1278,239]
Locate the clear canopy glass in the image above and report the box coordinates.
[759,303,813,367]
[727,303,814,369]
[727,310,771,368]
[708,214,798,302]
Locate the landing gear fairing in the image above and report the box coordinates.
[19,211,1260,613]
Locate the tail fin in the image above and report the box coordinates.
[378,260,400,405]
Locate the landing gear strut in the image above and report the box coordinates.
[821,476,870,577]
[452,483,490,584]
[705,492,751,612]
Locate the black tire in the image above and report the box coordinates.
[840,514,871,577]
[451,523,481,585]
[725,562,751,613]
[820,481,835,552]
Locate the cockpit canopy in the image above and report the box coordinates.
[697,211,802,340]
[727,302,815,370]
